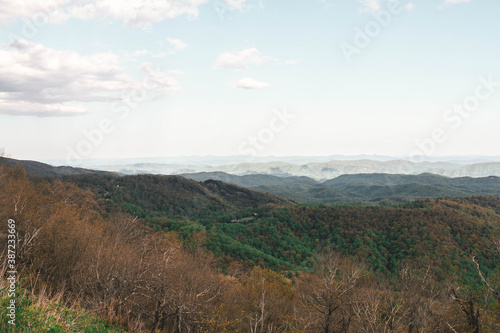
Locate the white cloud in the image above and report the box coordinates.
[359,0,418,12]
[131,49,151,56]
[122,49,151,61]
[214,48,274,69]
[0,0,208,28]
[439,0,471,9]
[0,0,55,24]
[0,40,181,116]
[284,60,298,65]
[213,0,263,19]
[167,38,188,53]
[359,0,381,12]
[224,0,247,11]
[0,100,86,117]
[220,0,263,12]
[139,63,183,96]
[152,52,167,58]
[444,0,470,3]
[233,77,270,89]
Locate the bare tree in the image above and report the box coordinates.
[449,285,481,333]
[298,251,365,333]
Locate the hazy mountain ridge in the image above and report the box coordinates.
[4,156,499,206]
[182,171,500,205]
[45,154,500,167]
[94,159,500,180]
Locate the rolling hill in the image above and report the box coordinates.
[65,173,292,220]
[0,156,115,177]
[182,171,500,205]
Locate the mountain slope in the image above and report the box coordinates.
[0,157,115,177]
[324,173,500,200]
[182,172,500,205]
[65,173,292,219]
[323,172,500,190]
[182,171,319,187]
[152,194,500,284]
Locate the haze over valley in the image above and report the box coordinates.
[90,157,500,180]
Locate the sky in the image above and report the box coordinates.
[0,0,499,165]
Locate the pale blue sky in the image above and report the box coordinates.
[0,0,499,164]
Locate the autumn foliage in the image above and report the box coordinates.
[1,164,500,332]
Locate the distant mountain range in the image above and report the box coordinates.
[182,171,500,205]
[3,156,499,206]
[44,154,500,167]
[93,159,500,181]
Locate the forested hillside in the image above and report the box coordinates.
[1,164,500,332]
[63,172,500,281]
[65,173,291,219]
[0,156,115,178]
[183,171,500,205]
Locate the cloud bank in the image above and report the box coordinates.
[0,0,208,28]
[0,40,181,116]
